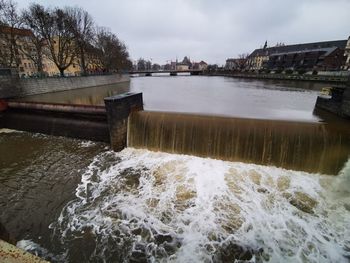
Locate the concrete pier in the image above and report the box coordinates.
[316,87,350,118]
[104,92,143,151]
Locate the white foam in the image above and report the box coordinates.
[52,148,350,262]
[79,140,96,148]
[0,128,20,133]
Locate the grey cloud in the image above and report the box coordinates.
[15,0,350,65]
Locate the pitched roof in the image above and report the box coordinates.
[269,46,338,57]
[249,39,347,58]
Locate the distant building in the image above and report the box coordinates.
[225,58,247,71]
[170,61,177,70]
[0,26,37,77]
[267,46,345,71]
[181,56,192,68]
[192,61,208,70]
[0,26,106,77]
[225,58,235,70]
[198,61,208,70]
[343,37,350,70]
[248,39,348,71]
[176,63,189,71]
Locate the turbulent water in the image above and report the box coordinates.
[1,130,350,262]
[47,148,350,262]
[2,75,350,262]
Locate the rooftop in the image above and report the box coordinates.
[250,39,347,57]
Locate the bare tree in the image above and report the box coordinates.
[152,63,160,71]
[0,0,21,68]
[49,7,77,76]
[136,58,146,71]
[237,53,250,71]
[28,5,77,76]
[94,27,132,72]
[20,4,47,75]
[0,0,8,26]
[67,7,94,75]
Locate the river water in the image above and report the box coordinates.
[1,76,350,262]
[18,75,327,122]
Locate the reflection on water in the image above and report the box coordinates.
[130,76,326,122]
[19,76,329,122]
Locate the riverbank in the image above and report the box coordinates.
[205,72,349,84]
[0,74,130,99]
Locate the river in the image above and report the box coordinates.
[18,75,327,121]
[1,75,350,262]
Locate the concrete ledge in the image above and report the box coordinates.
[315,87,350,118]
[0,239,49,263]
[2,102,109,142]
[0,74,130,99]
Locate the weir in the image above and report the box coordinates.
[0,100,110,142]
[128,111,350,175]
[1,91,350,175]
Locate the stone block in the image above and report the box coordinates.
[104,92,143,151]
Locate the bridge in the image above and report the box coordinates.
[128,69,204,76]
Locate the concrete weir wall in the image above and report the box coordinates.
[0,74,129,99]
[0,92,144,149]
[1,101,110,142]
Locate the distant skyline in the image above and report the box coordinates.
[14,0,350,65]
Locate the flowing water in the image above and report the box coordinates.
[18,75,327,122]
[128,111,350,175]
[1,130,350,262]
[2,76,350,262]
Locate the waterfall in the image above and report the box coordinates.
[128,111,350,175]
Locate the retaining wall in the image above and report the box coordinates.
[0,74,129,99]
[207,73,349,83]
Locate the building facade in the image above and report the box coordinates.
[0,26,100,77]
[225,58,248,71]
[267,47,345,71]
[248,39,348,71]
[176,63,189,71]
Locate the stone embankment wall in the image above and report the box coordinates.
[0,74,129,99]
[207,73,349,83]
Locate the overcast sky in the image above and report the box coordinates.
[15,0,350,65]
